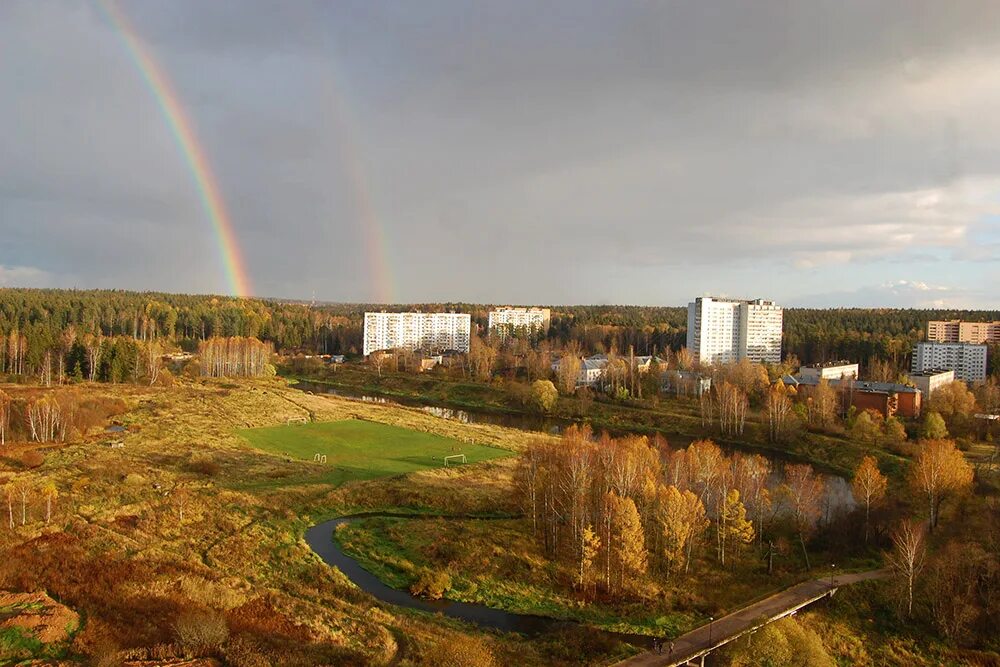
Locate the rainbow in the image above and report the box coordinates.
[321,72,394,303]
[97,0,253,298]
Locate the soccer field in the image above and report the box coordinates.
[238,419,512,483]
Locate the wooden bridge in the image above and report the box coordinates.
[613,570,888,667]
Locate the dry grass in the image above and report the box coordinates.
[0,377,576,665]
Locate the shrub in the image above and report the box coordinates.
[421,635,498,667]
[224,635,270,667]
[174,609,229,658]
[22,450,45,468]
[186,453,220,476]
[410,568,451,600]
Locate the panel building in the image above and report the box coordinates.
[911,342,988,382]
[687,297,783,366]
[798,361,859,382]
[927,320,1000,344]
[488,307,551,340]
[363,312,471,357]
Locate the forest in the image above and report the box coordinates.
[2,287,1000,377]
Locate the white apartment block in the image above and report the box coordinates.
[911,342,987,383]
[798,361,859,382]
[687,297,783,366]
[909,369,956,398]
[488,307,551,339]
[363,312,471,357]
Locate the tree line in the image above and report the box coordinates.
[513,427,839,597]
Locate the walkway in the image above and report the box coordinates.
[614,569,888,667]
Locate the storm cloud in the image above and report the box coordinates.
[1,1,999,307]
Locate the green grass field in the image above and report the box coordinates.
[237,419,512,485]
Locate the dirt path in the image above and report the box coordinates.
[613,569,888,667]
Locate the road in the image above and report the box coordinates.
[614,569,888,667]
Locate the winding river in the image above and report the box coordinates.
[305,513,644,643]
[299,380,854,639]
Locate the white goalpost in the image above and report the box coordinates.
[444,454,467,466]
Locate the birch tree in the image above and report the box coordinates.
[887,519,926,618]
[851,456,887,543]
[909,439,973,530]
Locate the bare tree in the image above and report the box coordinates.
[0,389,10,446]
[782,464,824,570]
[887,519,926,618]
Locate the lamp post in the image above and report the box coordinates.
[708,616,714,645]
[830,564,836,589]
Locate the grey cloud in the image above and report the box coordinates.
[1,1,999,305]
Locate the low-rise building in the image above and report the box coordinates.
[783,375,922,419]
[662,370,712,397]
[798,361,859,382]
[909,369,955,398]
[911,342,988,382]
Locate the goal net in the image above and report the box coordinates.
[444,454,467,466]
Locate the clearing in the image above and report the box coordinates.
[238,419,512,484]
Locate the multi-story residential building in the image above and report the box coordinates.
[487,307,551,340]
[909,369,955,398]
[798,361,859,382]
[911,342,988,382]
[686,297,783,366]
[363,312,471,357]
[927,320,1000,344]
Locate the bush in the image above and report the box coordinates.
[224,636,270,667]
[186,453,220,476]
[21,451,44,468]
[410,568,452,600]
[174,609,229,658]
[421,635,498,667]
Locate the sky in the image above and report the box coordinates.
[1,1,999,308]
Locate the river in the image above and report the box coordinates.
[305,513,646,646]
[298,379,855,639]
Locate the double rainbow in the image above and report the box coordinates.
[98,0,252,298]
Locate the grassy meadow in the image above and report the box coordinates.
[238,419,511,485]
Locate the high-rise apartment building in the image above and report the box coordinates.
[686,297,783,366]
[911,342,987,382]
[363,312,471,357]
[487,307,551,340]
[927,320,1000,344]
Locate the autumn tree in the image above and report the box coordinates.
[909,439,973,529]
[555,356,582,395]
[653,484,708,574]
[717,489,754,567]
[809,378,838,429]
[851,456,887,543]
[850,410,880,446]
[782,464,824,569]
[929,381,977,419]
[766,383,793,442]
[529,380,558,414]
[921,412,948,440]
[731,453,772,547]
[41,480,57,524]
[887,519,926,618]
[577,525,600,592]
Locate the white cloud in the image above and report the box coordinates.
[0,265,55,288]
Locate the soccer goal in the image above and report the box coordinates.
[444,454,467,466]
[312,453,328,463]
[287,416,308,425]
